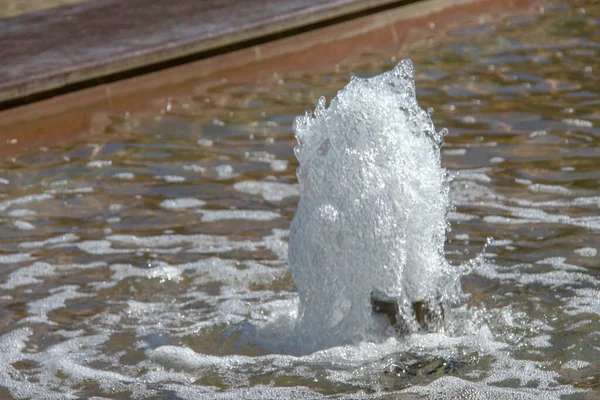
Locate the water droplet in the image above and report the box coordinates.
[314,96,327,117]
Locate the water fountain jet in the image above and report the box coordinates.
[289,59,461,353]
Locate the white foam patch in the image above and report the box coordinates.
[214,164,238,180]
[0,328,57,399]
[163,384,317,400]
[562,118,593,128]
[160,198,206,210]
[0,194,53,212]
[404,375,575,399]
[197,138,213,147]
[45,186,94,194]
[113,172,135,180]
[484,215,530,224]
[485,355,565,391]
[135,319,572,399]
[565,288,600,316]
[182,164,205,173]
[0,260,105,290]
[126,300,171,317]
[574,247,597,257]
[476,258,599,289]
[245,152,289,172]
[481,203,600,230]
[7,209,37,217]
[270,159,288,171]
[198,209,280,222]
[19,233,80,249]
[562,359,591,370]
[0,262,56,289]
[448,211,479,221]
[233,181,299,202]
[109,263,183,284]
[77,240,133,255]
[529,183,572,195]
[26,285,91,323]
[149,346,262,371]
[535,257,587,271]
[158,257,287,288]
[443,148,467,156]
[0,253,35,264]
[156,175,186,182]
[455,168,492,183]
[12,220,35,230]
[87,160,112,168]
[527,334,552,348]
[262,228,290,262]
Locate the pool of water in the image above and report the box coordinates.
[0,1,598,398]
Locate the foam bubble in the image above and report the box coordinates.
[19,233,79,249]
[0,253,35,264]
[77,240,132,255]
[574,247,597,257]
[12,220,35,230]
[562,118,593,128]
[529,183,572,195]
[0,194,53,212]
[233,181,299,202]
[160,198,206,210]
[215,164,238,180]
[156,175,186,182]
[87,160,112,168]
[7,209,37,217]
[562,359,591,370]
[443,148,467,156]
[109,263,183,284]
[113,172,135,180]
[270,159,288,171]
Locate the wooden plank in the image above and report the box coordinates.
[0,0,403,105]
[0,0,89,18]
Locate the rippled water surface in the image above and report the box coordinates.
[1,1,599,398]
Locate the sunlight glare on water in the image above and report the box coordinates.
[0,1,599,399]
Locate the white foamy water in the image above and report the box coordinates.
[160,197,207,210]
[198,209,281,222]
[2,5,600,397]
[289,60,459,353]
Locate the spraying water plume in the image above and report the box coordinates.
[289,60,462,353]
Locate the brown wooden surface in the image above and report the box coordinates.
[0,0,404,104]
[0,0,89,18]
[0,0,542,160]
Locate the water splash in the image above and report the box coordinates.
[289,60,461,353]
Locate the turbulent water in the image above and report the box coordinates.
[0,1,599,399]
[290,60,459,353]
